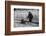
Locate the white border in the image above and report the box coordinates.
[11,5,42,32]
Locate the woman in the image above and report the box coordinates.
[27,12,33,23]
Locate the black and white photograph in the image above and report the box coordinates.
[5,1,45,35]
[14,8,39,27]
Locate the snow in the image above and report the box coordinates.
[14,22,39,27]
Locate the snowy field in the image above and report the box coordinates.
[14,19,39,27]
[14,22,39,27]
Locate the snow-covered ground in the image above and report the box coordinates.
[14,22,39,27]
